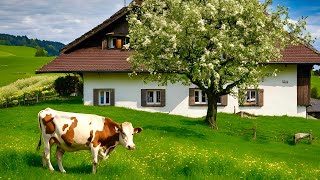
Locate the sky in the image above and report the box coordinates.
[0,0,320,51]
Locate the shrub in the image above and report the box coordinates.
[311,87,318,99]
[54,75,81,96]
[0,75,57,107]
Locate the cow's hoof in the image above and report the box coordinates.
[61,170,66,173]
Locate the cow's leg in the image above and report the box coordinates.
[91,144,100,174]
[43,139,55,171]
[100,146,116,160]
[42,151,47,167]
[56,146,66,173]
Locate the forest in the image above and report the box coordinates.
[0,33,65,56]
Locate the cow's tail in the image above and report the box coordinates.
[36,111,42,151]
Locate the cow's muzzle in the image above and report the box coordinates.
[126,145,135,150]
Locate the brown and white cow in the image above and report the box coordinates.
[37,108,142,174]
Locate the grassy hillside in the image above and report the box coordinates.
[0,45,54,87]
[0,100,319,179]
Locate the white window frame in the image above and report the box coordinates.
[246,90,257,103]
[194,90,207,104]
[99,90,111,105]
[108,37,117,49]
[146,90,161,105]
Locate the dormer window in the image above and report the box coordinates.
[105,32,130,49]
[108,37,117,49]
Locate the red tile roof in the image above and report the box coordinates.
[276,44,320,64]
[37,44,320,74]
[36,48,132,73]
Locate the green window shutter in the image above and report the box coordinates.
[141,89,147,107]
[258,89,264,107]
[160,89,166,107]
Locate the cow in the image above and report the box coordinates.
[37,108,142,174]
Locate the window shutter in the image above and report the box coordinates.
[189,88,195,106]
[220,95,228,106]
[258,89,264,107]
[160,89,166,107]
[110,89,115,106]
[93,89,99,106]
[141,89,147,107]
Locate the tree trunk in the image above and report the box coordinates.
[205,93,218,129]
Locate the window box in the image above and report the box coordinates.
[141,89,165,107]
[93,89,115,106]
[189,88,228,106]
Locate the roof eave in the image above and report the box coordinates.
[35,70,133,74]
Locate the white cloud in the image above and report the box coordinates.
[0,0,125,44]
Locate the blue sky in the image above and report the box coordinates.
[271,0,320,50]
[0,0,319,51]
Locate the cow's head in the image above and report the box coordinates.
[115,122,142,150]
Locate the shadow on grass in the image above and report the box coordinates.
[24,151,92,174]
[64,163,92,174]
[144,125,207,140]
[25,152,43,168]
[179,119,208,127]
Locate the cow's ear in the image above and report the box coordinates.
[114,126,119,132]
[134,127,143,134]
[115,125,123,133]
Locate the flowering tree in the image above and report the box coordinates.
[127,0,311,129]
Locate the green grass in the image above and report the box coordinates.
[0,45,55,87]
[0,99,319,179]
[312,75,320,97]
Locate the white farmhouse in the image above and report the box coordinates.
[37,5,320,118]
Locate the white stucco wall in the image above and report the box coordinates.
[83,64,307,118]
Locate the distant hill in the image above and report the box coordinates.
[0,45,55,87]
[0,34,65,56]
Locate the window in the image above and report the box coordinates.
[194,89,207,104]
[99,90,110,105]
[124,37,130,45]
[241,89,264,106]
[217,96,222,105]
[141,89,165,107]
[108,37,117,48]
[93,89,115,106]
[189,88,228,106]
[147,90,161,105]
[246,90,256,102]
[108,36,129,49]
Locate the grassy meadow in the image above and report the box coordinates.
[0,99,319,179]
[0,45,54,87]
[312,75,320,97]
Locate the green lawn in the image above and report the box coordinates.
[0,99,319,179]
[0,45,55,87]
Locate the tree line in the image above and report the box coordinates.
[0,33,65,56]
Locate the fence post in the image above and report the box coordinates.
[253,127,257,140]
[309,130,313,144]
